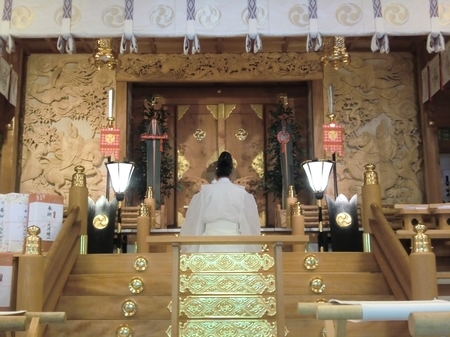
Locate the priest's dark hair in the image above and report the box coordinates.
[216,151,233,178]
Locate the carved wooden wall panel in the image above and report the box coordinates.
[324,53,423,204]
[19,51,424,209]
[20,54,115,204]
[116,52,323,83]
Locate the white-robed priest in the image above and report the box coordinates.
[180,151,261,253]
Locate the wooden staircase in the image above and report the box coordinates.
[45,251,411,337]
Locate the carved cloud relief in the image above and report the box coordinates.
[21,55,114,204]
[325,53,423,204]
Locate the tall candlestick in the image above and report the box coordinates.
[328,85,334,115]
[108,88,114,118]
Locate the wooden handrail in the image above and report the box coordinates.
[0,312,65,336]
[146,235,310,245]
[370,203,412,299]
[408,311,450,336]
[43,206,81,306]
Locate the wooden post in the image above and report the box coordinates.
[410,224,438,300]
[68,166,88,254]
[291,202,305,252]
[136,203,150,253]
[361,163,382,252]
[16,255,44,312]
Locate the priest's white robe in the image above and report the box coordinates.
[180,178,261,253]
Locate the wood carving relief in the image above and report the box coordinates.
[116,52,322,82]
[20,55,114,203]
[324,53,423,204]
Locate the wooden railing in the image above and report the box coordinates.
[15,206,81,337]
[43,206,81,311]
[369,203,411,300]
[0,312,66,337]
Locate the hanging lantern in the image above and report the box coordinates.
[323,85,343,156]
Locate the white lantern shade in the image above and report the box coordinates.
[105,162,135,196]
[301,159,334,195]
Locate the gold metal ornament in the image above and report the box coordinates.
[90,38,119,70]
[167,320,287,337]
[23,225,42,255]
[122,299,138,317]
[251,151,264,179]
[336,212,352,227]
[235,128,248,141]
[179,274,276,294]
[292,202,303,216]
[320,36,350,70]
[71,165,86,187]
[179,295,277,318]
[180,253,274,273]
[310,277,326,294]
[129,277,144,294]
[363,163,379,185]
[93,214,109,229]
[412,224,433,253]
[193,128,206,141]
[303,255,319,270]
[133,256,148,271]
[116,324,133,337]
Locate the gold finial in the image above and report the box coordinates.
[71,165,87,187]
[292,202,303,216]
[145,186,154,199]
[23,225,42,255]
[412,224,432,253]
[288,185,296,198]
[107,116,115,128]
[363,163,379,186]
[138,203,149,217]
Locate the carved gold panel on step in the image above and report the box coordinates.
[180,253,274,273]
[179,273,276,294]
[177,295,277,318]
[166,320,288,337]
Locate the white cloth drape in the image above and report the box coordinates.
[1,0,450,54]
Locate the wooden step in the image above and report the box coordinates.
[45,318,411,337]
[46,252,398,337]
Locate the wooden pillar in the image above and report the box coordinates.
[311,80,324,159]
[115,81,129,161]
[415,44,442,203]
[16,255,44,311]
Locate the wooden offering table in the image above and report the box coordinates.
[428,203,450,230]
[394,204,430,231]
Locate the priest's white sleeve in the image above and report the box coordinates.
[180,192,205,253]
[239,193,261,252]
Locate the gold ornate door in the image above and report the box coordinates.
[176,103,265,226]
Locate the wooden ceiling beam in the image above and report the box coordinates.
[282,37,291,53]
[44,38,59,53]
[149,38,157,54]
[14,38,31,56]
[215,38,223,54]
[80,38,92,53]
[346,36,360,52]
